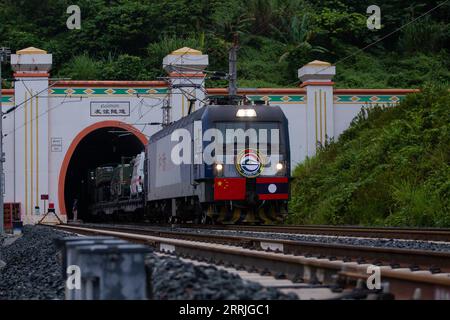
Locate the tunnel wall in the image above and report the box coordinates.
[47,84,161,222]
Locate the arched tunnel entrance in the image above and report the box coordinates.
[60,122,147,221]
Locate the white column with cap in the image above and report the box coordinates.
[298,60,336,158]
[9,47,52,224]
[163,47,209,122]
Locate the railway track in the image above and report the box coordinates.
[54,223,450,300]
[172,224,450,242]
[87,222,450,241]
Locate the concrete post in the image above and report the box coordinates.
[298,60,336,158]
[10,47,52,224]
[163,47,209,121]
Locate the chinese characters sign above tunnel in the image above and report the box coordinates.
[90,101,130,116]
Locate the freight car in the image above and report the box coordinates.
[89,103,290,224]
[89,156,145,219]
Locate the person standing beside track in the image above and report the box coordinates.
[72,199,78,222]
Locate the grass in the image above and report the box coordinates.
[288,86,450,227]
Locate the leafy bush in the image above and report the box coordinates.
[58,54,101,80]
[398,17,449,53]
[289,86,450,227]
[101,54,152,80]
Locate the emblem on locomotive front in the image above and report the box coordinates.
[236,149,264,178]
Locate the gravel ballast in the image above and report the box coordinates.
[149,255,296,300]
[0,226,296,300]
[0,226,66,299]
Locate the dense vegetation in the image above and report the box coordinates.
[289,87,450,227]
[0,0,449,88]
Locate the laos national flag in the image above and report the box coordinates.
[256,177,289,200]
[214,178,246,200]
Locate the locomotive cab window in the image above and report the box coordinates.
[215,122,286,163]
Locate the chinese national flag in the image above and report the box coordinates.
[214,178,246,200]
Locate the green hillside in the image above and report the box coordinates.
[288,87,450,227]
[0,0,448,88]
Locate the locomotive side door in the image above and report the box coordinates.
[192,120,203,182]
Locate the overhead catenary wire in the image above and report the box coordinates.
[127,95,168,135]
[168,72,210,109]
[176,86,209,106]
[162,49,213,105]
[4,94,71,139]
[331,0,449,68]
[117,93,168,123]
[3,79,69,116]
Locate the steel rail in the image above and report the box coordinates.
[53,224,450,300]
[180,224,450,242]
[94,222,450,242]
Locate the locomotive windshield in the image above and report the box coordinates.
[215,122,285,157]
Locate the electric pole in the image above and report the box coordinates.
[0,47,10,235]
[228,33,239,99]
[162,93,171,126]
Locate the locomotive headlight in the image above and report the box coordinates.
[214,163,224,177]
[236,109,256,117]
[276,162,283,171]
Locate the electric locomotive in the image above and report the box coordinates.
[145,103,290,224]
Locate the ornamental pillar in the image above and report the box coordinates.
[298,60,336,157]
